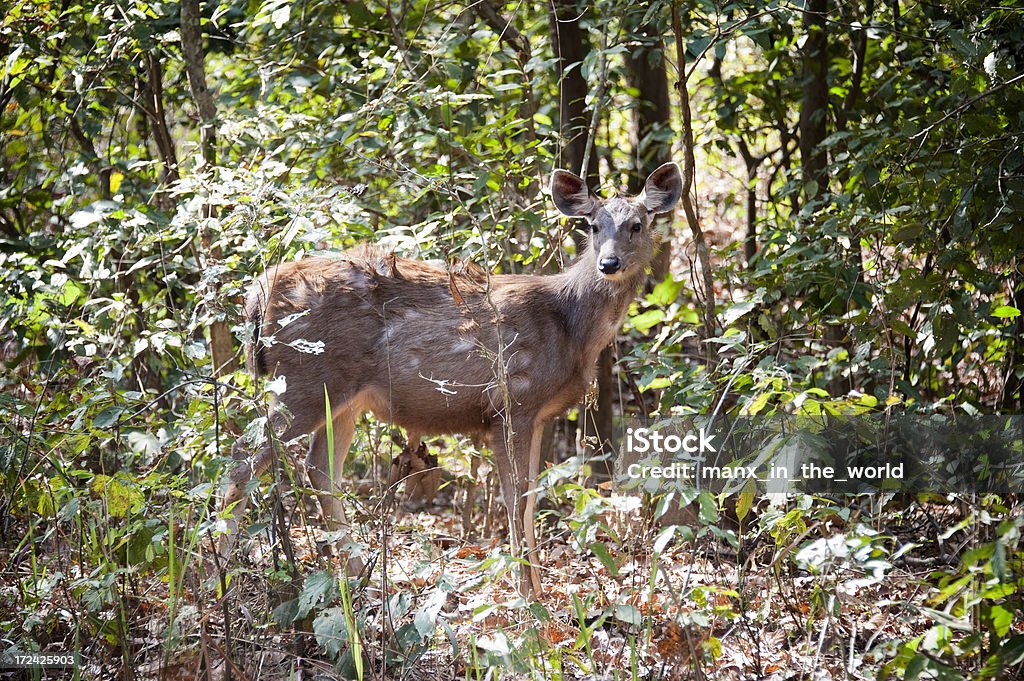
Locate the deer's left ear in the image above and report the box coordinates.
[640,162,683,214]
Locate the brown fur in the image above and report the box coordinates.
[223,162,683,595]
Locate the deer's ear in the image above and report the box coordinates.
[641,162,683,214]
[550,170,597,217]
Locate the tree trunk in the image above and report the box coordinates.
[550,1,610,473]
[799,0,828,197]
[799,0,848,394]
[548,0,598,185]
[1003,277,1024,412]
[180,0,237,376]
[180,0,217,166]
[581,11,676,478]
[671,2,716,362]
[143,53,180,188]
[623,12,673,282]
[739,145,760,268]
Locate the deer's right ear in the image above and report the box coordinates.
[550,170,597,217]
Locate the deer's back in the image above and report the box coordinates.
[247,246,595,435]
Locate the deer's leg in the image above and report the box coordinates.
[306,407,365,576]
[491,417,544,597]
[219,441,263,558]
[521,423,543,595]
[219,410,288,558]
[306,406,358,528]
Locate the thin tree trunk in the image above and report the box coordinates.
[180,0,216,167]
[799,0,828,196]
[180,0,237,376]
[735,140,763,268]
[583,10,676,477]
[799,0,848,395]
[549,1,611,472]
[836,0,874,288]
[548,0,598,186]
[1002,276,1024,412]
[624,12,674,282]
[708,54,762,268]
[143,54,180,188]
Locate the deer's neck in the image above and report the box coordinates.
[557,249,644,360]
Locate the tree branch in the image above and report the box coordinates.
[143,52,180,185]
[671,2,716,361]
[910,71,1024,143]
[837,0,875,132]
[474,0,530,63]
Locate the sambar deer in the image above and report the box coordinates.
[223,162,682,595]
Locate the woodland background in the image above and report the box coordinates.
[1,0,1023,678]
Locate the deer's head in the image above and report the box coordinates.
[550,162,683,280]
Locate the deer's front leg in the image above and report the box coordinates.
[219,437,274,559]
[492,417,544,597]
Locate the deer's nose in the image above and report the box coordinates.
[599,256,622,275]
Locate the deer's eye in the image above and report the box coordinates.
[591,222,600,234]
[630,222,642,233]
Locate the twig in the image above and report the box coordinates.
[910,71,1024,142]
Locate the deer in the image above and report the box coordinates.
[221,161,683,596]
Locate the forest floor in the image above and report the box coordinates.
[51,462,958,681]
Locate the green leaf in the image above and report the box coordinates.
[890,319,917,338]
[630,309,663,332]
[985,604,1014,638]
[653,525,677,554]
[92,406,125,429]
[91,475,143,518]
[722,301,756,325]
[698,492,718,524]
[744,392,770,415]
[611,603,641,627]
[272,598,299,626]
[641,376,673,392]
[296,571,338,619]
[646,274,683,306]
[532,112,553,126]
[735,481,756,522]
[993,635,1024,667]
[313,607,348,659]
[413,588,447,638]
[991,539,1006,581]
[991,305,1021,319]
[588,541,619,576]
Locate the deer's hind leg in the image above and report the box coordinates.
[306,404,359,528]
[305,402,367,575]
